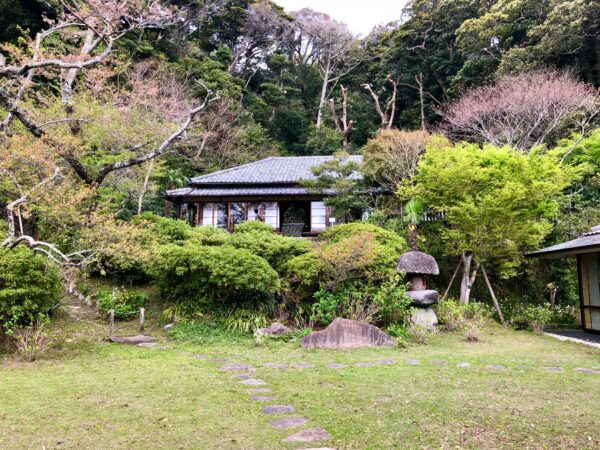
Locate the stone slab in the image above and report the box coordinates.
[544,366,564,372]
[487,364,505,370]
[574,368,599,375]
[356,362,376,367]
[233,372,256,379]
[262,405,295,414]
[110,334,157,345]
[457,362,471,368]
[377,359,396,365]
[283,427,332,443]
[301,318,395,349]
[239,379,267,386]
[405,359,420,365]
[269,417,309,429]
[248,388,272,393]
[406,290,439,306]
[219,363,254,372]
[410,307,438,328]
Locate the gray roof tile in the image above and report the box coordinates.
[528,229,600,258]
[189,155,363,185]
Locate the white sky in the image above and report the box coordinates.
[274,0,408,36]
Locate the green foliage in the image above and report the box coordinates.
[510,304,553,332]
[282,252,331,301]
[151,243,280,308]
[415,143,572,278]
[96,287,149,320]
[436,299,491,332]
[305,125,343,155]
[227,228,311,272]
[224,310,269,333]
[233,220,274,234]
[133,212,194,243]
[167,319,252,345]
[0,247,61,334]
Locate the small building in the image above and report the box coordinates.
[164,155,363,236]
[528,225,600,333]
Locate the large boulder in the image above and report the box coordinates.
[301,318,395,349]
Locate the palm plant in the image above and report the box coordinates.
[403,197,425,251]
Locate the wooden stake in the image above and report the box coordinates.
[140,308,145,333]
[481,265,507,327]
[109,309,115,337]
[442,259,463,301]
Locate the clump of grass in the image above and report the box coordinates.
[167,319,253,345]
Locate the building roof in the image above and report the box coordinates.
[528,226,600,259]
[189,155,363,186]
[164,185,320,198]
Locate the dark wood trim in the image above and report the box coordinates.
[577,254,587,330]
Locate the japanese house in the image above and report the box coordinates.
[164,155,363,236]
[529,225,600,333]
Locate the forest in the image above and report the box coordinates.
[1,0,600,348]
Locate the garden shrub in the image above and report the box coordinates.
[151,243,280,309]
[225,309,269,333]
[510,304,554,333]
[97,287,149,320]
[436,299,491,332]
[317,223,407,288]
[189,226,230,246]
[133,212,194,243]
[0,247,61,337]
[228,228,311,272]
[233,220,275,234]
[282,252,331,301]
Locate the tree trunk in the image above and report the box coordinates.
[137,159,155,215]
[459,252,479,304]
[316,59,331,127]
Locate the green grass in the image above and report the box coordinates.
[1,319,600,449]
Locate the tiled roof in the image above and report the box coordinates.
[528,227,600,258]
[189,155,363,185]
[164,185,321,198]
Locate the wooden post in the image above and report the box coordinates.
[481,265,507,327]
[140,308,145,334]
[442,259,462,301]
[109,309,115,337]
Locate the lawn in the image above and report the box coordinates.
[1,319,600,449]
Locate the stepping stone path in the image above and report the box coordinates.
[248,388,272,393]
[262,405,295,414]
[263,363,289,369]
[239,378,267,386]
[544,366,564,372]
[269,417,309,429]
[487,364,505,370]
[195,354,208,360]
[574,368,599,375]
[326,363,347,369]
[405,359,420,365]
[251,395,275,402]
[209,357,229,362]
[457,362,471,368]
[283,427,332,443]
[356,362,377,367]
[291,362,315,369]
[515,365,530,370]
[430,360,447,365]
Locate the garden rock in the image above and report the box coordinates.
[457,362,471,368]
[574,368,599,375]
[254,322,292,338]
[301,318,395,349]
[356,362,376,367]
[109,334,157,345]
[283,427,332,443]
[262,405,295,414]
[487,364,505,370]
[326,363,347,369]
[269,417,309,429]
[405,359,420,365]
[264,363,289,369]
[410,307,438,328]
[163,323,175,330]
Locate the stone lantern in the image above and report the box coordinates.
[397,251,440,327]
